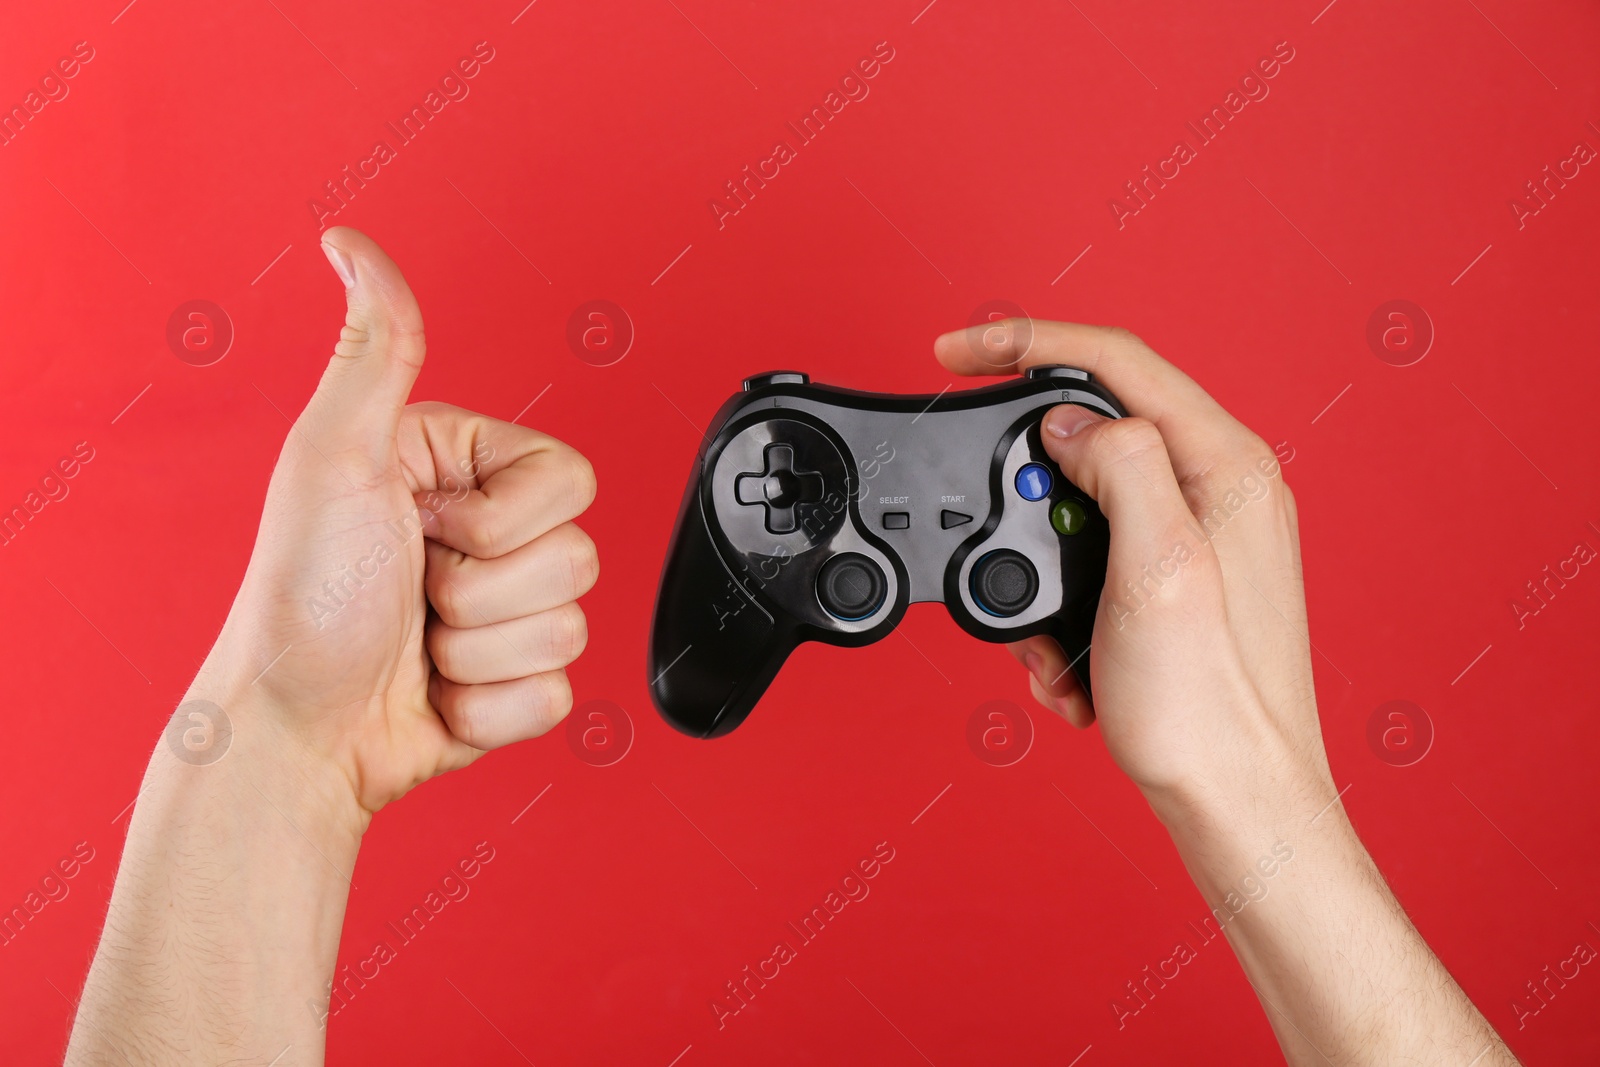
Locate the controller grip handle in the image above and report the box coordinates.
[1043,591,1099,703]
[648,500,798,738]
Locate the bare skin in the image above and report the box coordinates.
[66,233,1516,1064]
[68,229,598,1065]
[937,320,1517,1065]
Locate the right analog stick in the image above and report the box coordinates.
[970,550,1039,618]
[816,553,887,621]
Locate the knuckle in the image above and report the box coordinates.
[426,623,468,679]
[1231,432,1279,475]
[1197,434,1292,528]
[426,569,474,627]
[334,320,373,358]
[563,526,600,595]
[441,687,483,748]
[405,399,450,419]
[558,604,589,663]
[1269,478,1301,539]
[450,698,488,748]
[541,603,588,665]
[1153,512,1201,547]
[1099,416,1165,463]
[1100,324,1151,354]
[381,315,427,352]
[1279,479,1298,520]
[462,513,506,558]
[563,448,598,513]
[993,316,1029,344]
[536,671,574,732]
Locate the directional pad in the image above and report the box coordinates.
[734,443,825,534]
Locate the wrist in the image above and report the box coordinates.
[1135,700,1344,866]
[159,680,371,851]
[181,626,377,823]
[1139,736,1376,953]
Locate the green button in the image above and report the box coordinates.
[1051,498,1088,536]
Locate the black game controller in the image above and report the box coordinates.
[648,366,1125,738]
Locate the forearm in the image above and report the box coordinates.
[1150,741,1515,1066]
[69,691,364,1066]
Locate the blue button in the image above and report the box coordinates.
[1015,463,1052,501]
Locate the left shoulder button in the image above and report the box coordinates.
[742,371,810,390]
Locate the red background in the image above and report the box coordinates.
[3,0,1598,1062]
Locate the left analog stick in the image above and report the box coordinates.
[816,553,887,621]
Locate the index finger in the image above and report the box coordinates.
[400,402,598,560]
[933,319,1261,484]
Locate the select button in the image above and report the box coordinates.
[883,512,910,530]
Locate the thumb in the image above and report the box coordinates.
[305,227,427,449]
[1039,405,1196,569]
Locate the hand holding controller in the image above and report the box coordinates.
[648,362,1124,737]
[918,320,1515,1066]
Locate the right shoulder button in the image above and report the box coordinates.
[1025,365,1091,381]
